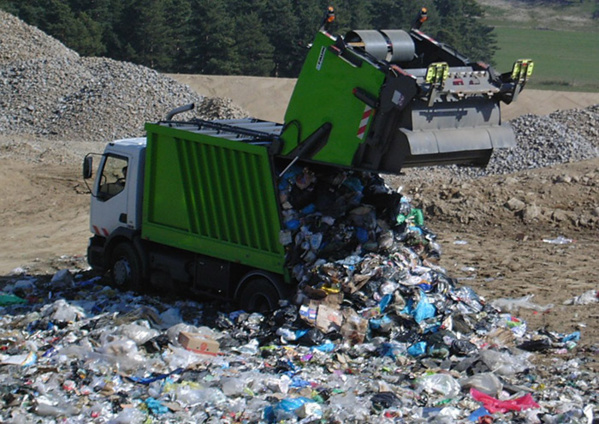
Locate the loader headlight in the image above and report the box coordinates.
[425,62,449,85]
[511,59,534,81]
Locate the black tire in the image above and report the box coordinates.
[109,242,143,292]
[238,277,281,313]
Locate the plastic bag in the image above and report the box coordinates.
[0,293,27,306]
[542,236,573,244]
[417,373,461,399]
[120,321,160,345]
[563,289,599,305]
[479,349,531,376]
[41,299,86,323]
[401,291,436,323]
[491,294,553,313]
[264,397,317,423]
[460,372,503,397]
[470,388,540,413]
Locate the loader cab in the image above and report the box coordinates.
[87,138,146,237]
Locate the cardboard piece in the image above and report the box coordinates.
[178,331,219,356]
[340,309,368,344]
[315,304,344,333]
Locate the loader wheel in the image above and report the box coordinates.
[109,242,143,292]
[238,278,280,313]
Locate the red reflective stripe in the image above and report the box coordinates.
[102,228,110,237]
[92,225,101,235]
[356,106,373,139]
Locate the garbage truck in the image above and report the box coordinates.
[83,22,533,311]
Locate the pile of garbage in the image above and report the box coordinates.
[1,167,596,423]
[0,270,595,423]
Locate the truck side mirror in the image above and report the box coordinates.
[83,155,93,179]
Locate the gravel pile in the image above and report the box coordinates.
[0,10,79,63]
[481,107,599,175]
[0,10,247,143]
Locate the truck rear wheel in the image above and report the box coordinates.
[238,277,281,313]
[110,242,143,292]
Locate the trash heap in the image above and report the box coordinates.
[276,165,453,346]
[0,167,596,423]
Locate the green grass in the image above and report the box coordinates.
[478,0,599,92]
[491,26,599,92]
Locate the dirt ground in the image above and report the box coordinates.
[0,81,597,364]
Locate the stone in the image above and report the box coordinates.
[551,209,570,223]
[506,197,526,212]
[522,204,541,222]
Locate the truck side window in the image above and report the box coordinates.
[98,155,128,201]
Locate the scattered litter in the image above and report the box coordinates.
[563,289,599,305]
[542,235,574,244]
[491,294,554,313]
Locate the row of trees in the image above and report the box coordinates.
[0,0,498,77]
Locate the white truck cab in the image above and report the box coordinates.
[88,138,146,237]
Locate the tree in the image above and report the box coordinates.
[0,0,501,74]
[69,11,106,56]
[430,0,496,63]
[368,0,411,29]
[0,0,18,14]
[233,12,273,76]
[188,0,240,74]
[36,0,104,56]
[163,0,193,73]
[68,0,125,58]
[262,0,302,76]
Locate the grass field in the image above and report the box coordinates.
[479,0,599,92]
[491,26,599,92]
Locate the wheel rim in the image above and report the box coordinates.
[250,294,272,313]
[113,258,131,286]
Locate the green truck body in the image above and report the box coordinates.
[142,123,286,276]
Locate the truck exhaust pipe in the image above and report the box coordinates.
[165,103,195,121]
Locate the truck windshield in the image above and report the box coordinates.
[98,155,128,201]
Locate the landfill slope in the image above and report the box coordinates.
[0,10,598,423]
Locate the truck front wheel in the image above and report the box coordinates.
[110,242,143,292]
[238,277,281,313]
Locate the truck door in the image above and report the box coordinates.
[90,154,129,237]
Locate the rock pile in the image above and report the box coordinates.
[0,10,79,63]
[484,107,599,175]
[0,10,247,143]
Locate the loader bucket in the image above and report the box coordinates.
[357,96,516,173]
